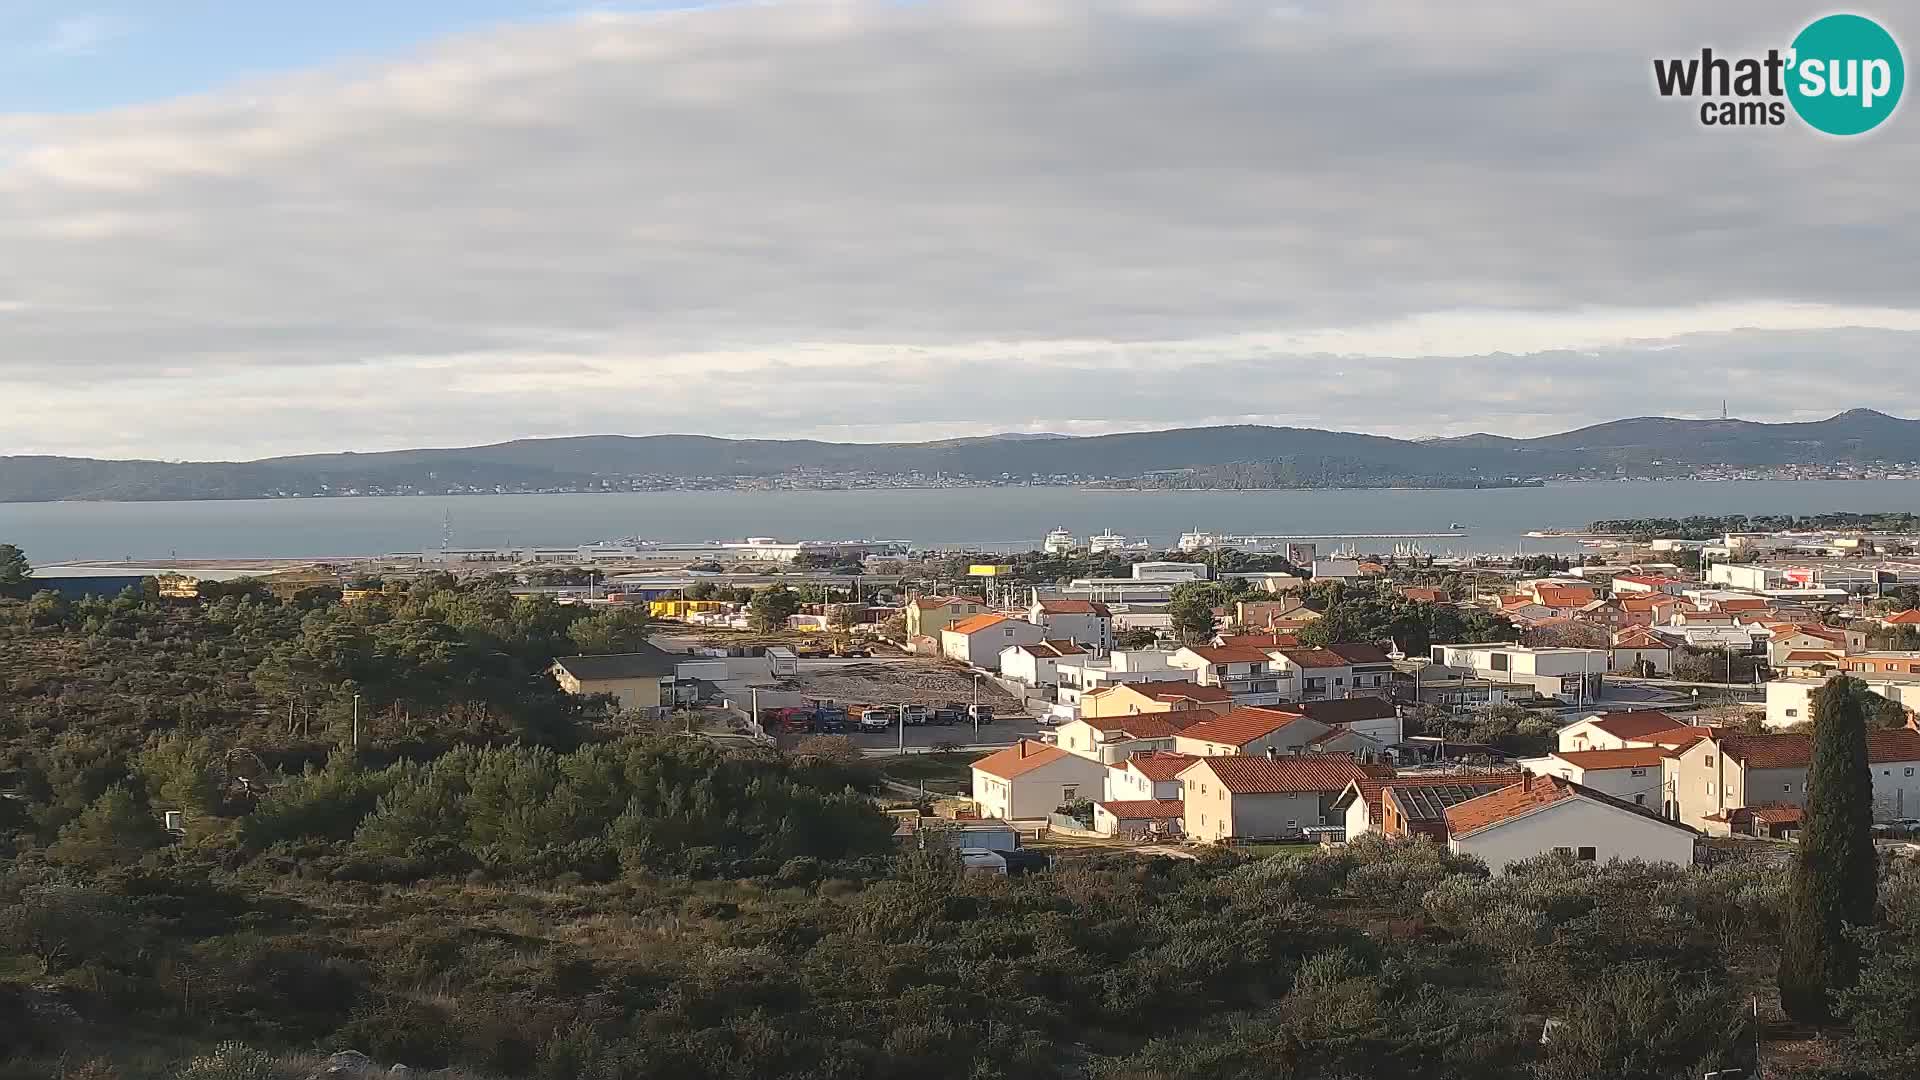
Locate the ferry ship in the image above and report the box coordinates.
[1087,528,1132,553]
[1042,527,1076,555]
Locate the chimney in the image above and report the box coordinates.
[1266,745,1278,760]
[1019,740,1030,758]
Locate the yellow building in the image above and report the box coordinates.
[905,595,988,639]
[1079,680,1234,720]
[155,574,201,599]
[551,646,678,714]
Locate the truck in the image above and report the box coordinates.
[858,705,899,732]
[966,703,996,725]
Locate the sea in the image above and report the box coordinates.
[5,479,1920,564]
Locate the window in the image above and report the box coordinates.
[1784,784,1792,793]
[1577,846,1597,861]
[1335,677,1345,686]
[1062,786,1077,801]
[1907,768,1916,777]
[1785,708,1799,717]
[1704,754,1714,766]
[1631,767,1647,777]
[1705,781,1714,794]
[1634,793,1646,806]
[1552,846,1572,856]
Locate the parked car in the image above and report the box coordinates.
[858,706,898,732]
[902,704,929,726]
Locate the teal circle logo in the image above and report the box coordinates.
[1787,14,1904,135]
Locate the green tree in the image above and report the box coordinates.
[48,784,169,868]
[568,606,653,655]
[1779,676,1881,1023]
[1115,627,1161,650]
[683,581,719,601]
[0,542,30,599]
[1167,582,1227,644]
[134,734,223,816]
[749,585,803,633]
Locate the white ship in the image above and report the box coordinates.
[1177,530,1223,552]
[1087,528,1131,553]
[1043,527,1077,555]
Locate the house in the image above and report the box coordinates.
[970,740,1109,820]
[1215,631,1302,651]
[1266,647,1366,701]
[1665,728,1920,829]
[1764,676,1920,730]
[1881,609,1920,629]
[551,646,679,715]
[1335,771,1524,840]
[1304,725,1392,763]
[1280,696,1404,745]
[1517,748,1670,808]
[942,614,1045,666]
[1430,643,1607,704]
[1443,773,1699,874]
[1169,646,1288,705]
[1401,586,1449,604]
[1612,575,1687,597]
[1055,712,1201,764]
[1103,750,1196,802]
[999,640,1087,686]
[1844,651,1920,678]
[1235,598,1309,627]
[1173,708,1331,757]
[1079,679,1233,721]
[1321,643,1396,695]
[1179,755,1374,842]
[1531,583,1599,610]
[1701,804,1805,839]
[1027,597,1115,651]
[1610,626,1677,675]
[905,595,989,639]
[1555,710,1690,752]
[1778,650,1847,678]
[1092,799,1186,838]
[1767,624,1848,665]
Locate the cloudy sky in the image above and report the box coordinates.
[1,0,1916,460]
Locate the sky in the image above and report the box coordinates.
[1,0,1917,460]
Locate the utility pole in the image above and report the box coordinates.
[973,674,982,740]
[351,693,360,750]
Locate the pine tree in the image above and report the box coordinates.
[1778,675,1880,1022]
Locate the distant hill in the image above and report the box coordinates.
[5,410,1919,502]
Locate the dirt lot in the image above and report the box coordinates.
[775,658,1024,711]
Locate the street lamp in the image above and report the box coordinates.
[973,674,982,739]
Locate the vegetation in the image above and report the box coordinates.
[747,585,803,632]
[0,543,30,599]
[1779,677,1881,1023]
[7,543,1920,1078]
[1590,512,1920,540]
[1297,584,1512,653]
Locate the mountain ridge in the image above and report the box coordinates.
[4,410,1917,502]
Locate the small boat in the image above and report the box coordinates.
[1448,523,1466,530]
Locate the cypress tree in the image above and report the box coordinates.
[1778,675,1880,1022]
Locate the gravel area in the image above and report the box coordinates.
[775,660,1022,709]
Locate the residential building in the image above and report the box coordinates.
[1091,799,1186,837]
[1278,696,1404,745]
[941,613,1046,666]
[1103,750,1195,802]
[551,646,679,715]
[1443,773,1700,874]
[1055,712,1199,764]
[1844,651,1920,678]
[1611,626,1677,675]
[1518,748,1669,807]
[1709,563,1789,593]
[1335,771,1524,840]
[1881,610,1920,630]
[970,740,1109,820]
[998,640,1087,686]
[1555,710,1693,753]
[1429,643,1606,704]
[1027,597,1115,651]
[1311,558,1363,581]
[905,595,989,639]
[1765,675,1920,729]
[1611,575,1688,597]
[1264,647,1363,701]
[1179,755,1374,842]
[1169,646,1288,705]
[1322,643,1396,695]
[1215,631,1302,651]
[1078,679,1233,721]
[1664,728,1920,828]
[1234,597,1309,628]
[1173,708,1331,757]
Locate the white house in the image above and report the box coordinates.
[970,740,1109,820]
[1442,773,1700,874]
[1179,755,1373,842]
[1556,710,1693,753]
[1174,709,1331,757]
[1516,748,1670,807]
[1027,597,1115,651]
[1765,677,1920,730]
[1103,750,1195,802]
[1054,712,1200,765]
[1284,697,1404,745]
[1169,646,1289,706]
[998,640,1087,686]
[1431,643,1608,704]
[942,614,1046,667]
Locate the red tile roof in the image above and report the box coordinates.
[1612,627,1671,649]
[1401,587,1448,603]
[1869,729,1920,763]
[1185,646,1275,664]
[1132,681,1234,704]
[1010,640,1086,658]
[1782,650,1845,664]
[948,613,1010,635]
[1185,754,1372,795]
[1275,647,1354,669]
[1581,710,1685,740]
[1443,773,1694,838]
[1283,697,1398,727]
[1325,643,1395,665]
[1125,751,1199,781]
[1771,623,1844,642]
[1536,586,1598,608]
[971,740,1076,780]
[1078,712,1198,739]
[1550,747,1671,770]
[1337,770,1525,823]
[1176,708,1316,748]
[1614,575,1680,588]
[1216,632,1302,650]
[1095,798,1185,820]
[1886,610,1920,625]
[1037,599,1112,616]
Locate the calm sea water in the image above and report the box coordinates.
[5,480,1920,563]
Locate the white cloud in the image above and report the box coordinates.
[38,13,132,56]
[0,0,1916,458]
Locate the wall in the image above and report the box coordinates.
[1451,798,1696,874]
[568,675,662,711]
